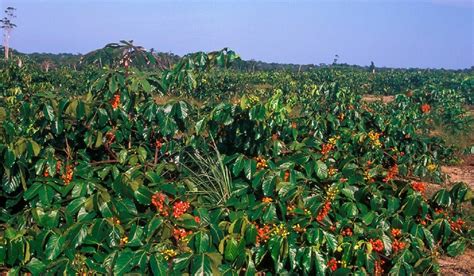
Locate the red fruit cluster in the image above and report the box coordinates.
[327,258,337,272]
[370,239,384,252]
[374,259,385,276]
[172,200,190,218]
[321,143,334,155]
[411,181,426,194]
[450,218,465,231]
[392,239,406,253]
[391,228,401,237]
[151,192,169,216]
[256,224,271,245]
[43,168,50,177]
[194,216,201,223]
[383,164,398,182]
[317,201,331,222]
[256,156,268,170]
[342,228,353,237]
[418,215,429,225]
[421,103,431,113]
[173,227,192,241]
[283,171,290,182]
[111,94,121,109]
[155,139,162,150]
[61,164,74,185]
[435,208,445,216]
[262,197,273,204]
[286,204,296,215]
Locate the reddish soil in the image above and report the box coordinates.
[362,95,395,104]
[438,248,474,276]
[441,154,474,189]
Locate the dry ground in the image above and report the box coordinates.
[361,94,395,104]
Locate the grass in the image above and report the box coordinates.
[181,140,233,206]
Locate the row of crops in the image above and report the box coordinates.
[1,44,473,275]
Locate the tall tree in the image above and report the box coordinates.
[0,7,16,60]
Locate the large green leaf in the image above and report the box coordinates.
[114,250,136,275]
[45,234,65,260]
[150,253,168,275]
[191,254,212,276]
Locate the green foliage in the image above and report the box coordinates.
[0,44,472,275]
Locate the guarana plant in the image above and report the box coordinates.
[0,44,472,275]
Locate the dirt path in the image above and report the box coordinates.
[435,154,474,275]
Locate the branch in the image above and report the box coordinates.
[90,159,119,166]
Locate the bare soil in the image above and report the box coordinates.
[442,154,474,189]
[361,95,395,104]
[438,248,474,276]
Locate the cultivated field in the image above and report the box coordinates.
[1,43,473,275]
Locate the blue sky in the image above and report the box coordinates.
[2,0,473,69]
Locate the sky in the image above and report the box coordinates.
[2,0,473,69]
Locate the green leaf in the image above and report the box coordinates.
[173,252,193,272]
[191,254,212,276]
[262,204,277,222]
[150,254,168,275]
[269,236,283,265]
[114,250,136,275]
[447,239,466,257]
[68,223,88,248]
[324,231,337,252]
[262,176,275,196]
[433,189,452,207]
[134,185,152,205]
[4,149,15,169]
[315,160,328,179]
[342,202,359,218]
[29,140,41,156]
[224,238,239,262]
[193,231,210,254]
[127,224,144,247]
[313,249,326,275]
[362,211,375,225]
[2,173,21,194]
[43,104,55,121]
[25,258,46,275]
[45,234,65,260]
[244,158,256,180]
[403,194,420,216]
[23,183,42,200]
[232,155,244,176]
[137,146,147,163]
[301,247,313,272]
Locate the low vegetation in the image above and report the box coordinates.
[0,42,473,275]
